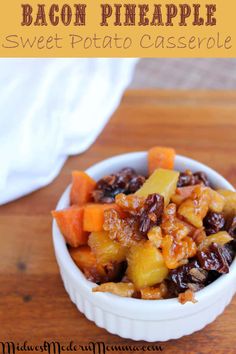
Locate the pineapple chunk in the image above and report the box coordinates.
[217,189,236,218]
[88,231,127,265]
[208,188,225,213]
[69,245,106,282]
[136,168,179,206]
[178,199,203,228]
[199,231,233,250]
[127,241,168,289]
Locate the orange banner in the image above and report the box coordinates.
[0,0,235,57]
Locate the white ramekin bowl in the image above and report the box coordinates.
[52,152,236,342]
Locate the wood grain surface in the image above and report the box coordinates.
[0,90,236,354]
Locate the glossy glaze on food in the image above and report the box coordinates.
[52,147,236,303]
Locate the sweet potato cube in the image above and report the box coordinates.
[83,203,119,232]
[52,206,88,247]
[70,171,96,206]
[69,245,107,282]
[148,146,176,175]
[69,245,97,270]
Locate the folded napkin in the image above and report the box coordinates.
[0,58,137,205]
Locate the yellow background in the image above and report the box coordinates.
[0,0,235,57]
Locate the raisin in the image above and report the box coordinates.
[203,211,225,236]
[84,262,124,284]
[224,243,235,263]
[226,215,236,251]
[92,168,146,203]
[177,170,210,188]
[104,261,127,282]
[197,242,233,274]
[193,172,210,187]
[129,175,146,193]
[119,167,136,176]
[227,215,236,238]
[168,244,234,296]
[169,260,208,295]
[104,193,164,246]
[177,172,195,187]
[205,270,221,285]
[138,194,164,235]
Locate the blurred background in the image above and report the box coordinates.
[130,59,236,89]
[1,57,235,205]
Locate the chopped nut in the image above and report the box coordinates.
[178,289,197,304]
[103,208,144,247]
[147,226,163,248]
[178,185,210,228]
[162,203,194,241]
[115,193,145,212]
[189,267,208,282]
[162,234,197,269]
[171,186,197,205]
[140,282,168,300]
[93,282,135,297]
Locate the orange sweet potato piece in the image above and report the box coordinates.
[52,206,88,247]
[148,146,176,174]
[83,203,119,232]
[70,171,96,206]
[69,245,107,283]
[69,245,97,270]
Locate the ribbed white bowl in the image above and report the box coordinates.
[52,152,236,341]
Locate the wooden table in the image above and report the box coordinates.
[0,90,236,354]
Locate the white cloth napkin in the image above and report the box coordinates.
[0,58,137,205]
